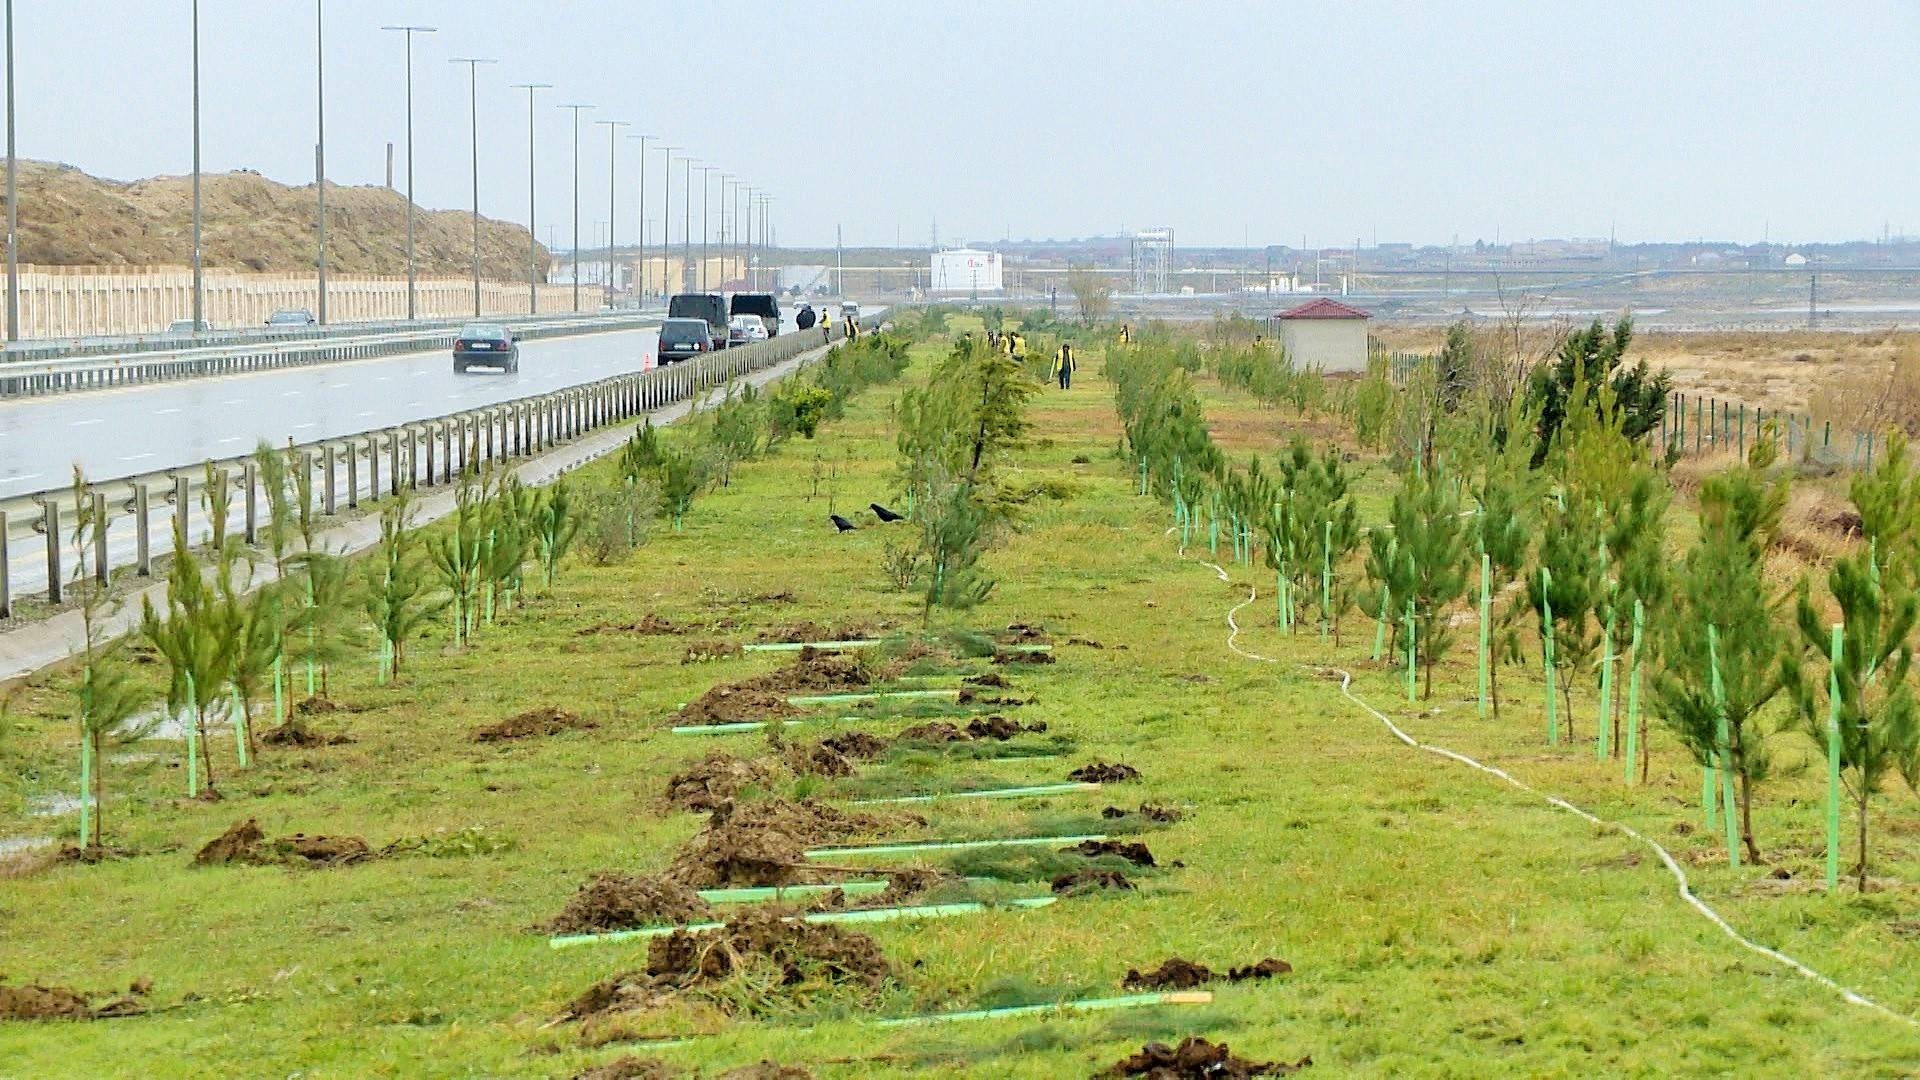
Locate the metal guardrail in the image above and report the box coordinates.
[0,320,866,615]
[0,312,658,398]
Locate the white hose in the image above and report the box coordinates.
[1206,569,1915,1028]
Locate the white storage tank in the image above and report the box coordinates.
[930,248,1003,294]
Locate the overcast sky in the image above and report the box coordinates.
[14,2,1920,250]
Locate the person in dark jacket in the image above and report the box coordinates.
[1051,343,1077,390]
[796,304,816,331]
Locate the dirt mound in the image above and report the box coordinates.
[819,731,891,760]
[0,983,96,1021]
[1052,868,1134,894]
[292,696,365,716]
[963,672,1010,688]
[1070,762,1141,784]
[470,706,594,742]
[1103,803,1185,823]
[965,716,1046,740]
[665,798,882,888]
[998,622,1052,645]
[543,874,714,935]
[992,649,1055,665]
[716,1063,814,1080]
[1122,957,1290,990]
[783,742,855,778]
[580,613,686,636]
[1067,839,1156,867]
[756,621,876,644]
[572,1057,681,1080]
[663,754,779,813]
[677,688,797,725]
[1100,1037,1311,1078]
[193,819,370,868]
[895,721,969,744]
[763,650,872,693]
[564,910,892,1021]
[260,718,354,747]
[873,867,954,906]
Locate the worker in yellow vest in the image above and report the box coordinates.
[1051,342,1077,390]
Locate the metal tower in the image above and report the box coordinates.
[1131,227,1172,294]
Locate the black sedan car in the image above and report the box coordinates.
[453,323,519,373]
[657,317,714,365]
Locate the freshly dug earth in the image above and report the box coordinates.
[1071,762,1142,783]
[260,718,354,747]
[1123,957,1292,990]
[193,819,372,868]
[683,639,745,663]
[894,721,969,744]
[992,649,1056,665]
[571,1057,680,1080]
[0,980,149,1021]
[1052,868,1134,894]
[818,731,891,760]
[1103,803,1185,823]
[965,716,1045,740]
[579,613,686,636]
[663,753,780,812]
[716,1063,814,1080]
[679,650,873,720]
[470,706,594,743]
[1067,839,1157,867]
[563,910,893,1020]
[665,798,885,888]
[998,622,1052,645]
[756,620,878,644]
[1100,1037,1311,1078]
[676,688,797,725]
[963,672,1010,688]
[542,874,715,935]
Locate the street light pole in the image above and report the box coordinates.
[594,119,627,309]
[381,25,437,321]
[449,57,496,318]
[681,157,693,293]
[511,83,550,315]
[698,165,712,292]
[626,133,651,304]
[658,146,677,295]
[315,0,327,325]
[743,186,755,290]
[557,103,594,312]
[191,0,203,330]
[3,0,15,342]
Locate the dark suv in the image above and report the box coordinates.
[729,293,782,339]
[668,293,729,348]
[657,318,714,365]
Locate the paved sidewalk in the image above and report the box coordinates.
[0,342,832,684]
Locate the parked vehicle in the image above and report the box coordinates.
[164,319,214,334]
[728,292,782,339]
[452,322,519,373]
[667,293,729,347]
[839,300,861,320]
[727,315,770,347]
[657,317,714,364]
[266,308,317,326]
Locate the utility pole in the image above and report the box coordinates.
[191,0,204,329]
[449,57,496,318]
[658,146,677,295]
[556,102,594,312]
[4,0,16,342]
[835,225,843,297]
[698,164,712,292]
[1809,269,1818,329]
[594,118,627,308]
[382,25,436,320]
[681,157,693,292]
[511,83,550,315]
[315,0,328,325]
[627,133,652,303]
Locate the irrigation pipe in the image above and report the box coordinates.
[806,834,1107,859]
[1205,563,1917,1030]
[698,881,890,903]
[788,689,963,706]
[851,781,1102,805]
[742,639,886,652]
[872,989,1214,1027]
[548,898,1057,949]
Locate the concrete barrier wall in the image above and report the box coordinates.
[0,265,581,338]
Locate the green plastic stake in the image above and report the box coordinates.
[272,653,284,725]
[807,834,1107,859]
[1597,612,1614,761]
[1404,599,1417,703]
[874,989,1211,1028]
[230,689,250,769]
[1826,623,1842,892]
[77,728,92,848]
[1322,520,1333,643]
[1477,553,1491,719]
[1139,458,1148,496]
[184,671,200,799]
[1372,584,1389,660]
[1208,499,1219,558]
[852,782,1102,805]
[1703,754,1719,831]
[699,881,890,903]
[1708,625,1740,867]
[1541,567,1558,746]
[1624,600,1644,784]
[1275,567,1287,631]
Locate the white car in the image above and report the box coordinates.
[727,314,770,346]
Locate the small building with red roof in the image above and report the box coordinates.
[1268,297,1371,373]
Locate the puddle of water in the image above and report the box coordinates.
[0,836,57,856]
[27,793,87,817]
[143,705,236,742]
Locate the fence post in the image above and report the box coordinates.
[424,425,437,487]
[366,436,380,504]
[173,474,190,545]
[92,490,108,585]
[346,441,360,509]
[42,500,61,605]
[135,482,154,574]
[323,444,338,516]
[0,510,9,618]
[388,430,402,495]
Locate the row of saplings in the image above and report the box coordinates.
[1113,330,1920,891]
[54,332,921,854]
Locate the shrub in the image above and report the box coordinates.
[579,478,659,566]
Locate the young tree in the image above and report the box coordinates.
[1651,460,1791,864]
[216,545,277,760]
[365,492,445,679]
[142,524,235,797]
[284,551,356,698]
[1525,316,1669,465]
[1471,403,1541,718]
[428,472,489,643]
[915,468,996,627]
[530,478,582,588]
[708,383,763,487]
[1384,467,1471,698]
[67,470,154,849]
[1527,492,1603,737]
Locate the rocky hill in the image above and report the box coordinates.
[6,160,549,280]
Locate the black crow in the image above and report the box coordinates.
[870,502,905,523]
[831,514,857,533]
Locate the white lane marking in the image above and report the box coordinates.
[354,410,375,418]
[153,407,182,415]
[216,437,244,444]
[117,453,155,462]
[282,390,302,398]
[291,423,317,430]
[0,472,44,486]
[411,371,431,378]
[375,376,391,383]
[219,399,243,406]
[70,418,104,427]
[328,382,350,389]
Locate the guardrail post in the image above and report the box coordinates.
[423,425,437,488]
[133,483,153,574]
[388,431,402,495]
[172,474,190,546]
[0,511,9,617]
[91,490,109,585]
[42,501,61,605]
[242,463,257,546]
[365,436,380,502]
[323,445,338,516]
[441,422,454,483]
[347,441,361,509]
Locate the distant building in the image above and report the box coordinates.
[929,248,1003,294]
[1783,252,1809,267]
[1269,298,1370,373]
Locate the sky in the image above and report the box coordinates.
[12,1,1920,250]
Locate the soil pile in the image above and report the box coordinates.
[293,696,363,716]
[894,721,969,744]
[470,706,594,742]
[1066,840,1156,867]
[0,980,148,1021]
[716,1064,814,1080]
[965,716,1045,740]
[572,1057,680,1080]
[260,718,354,747]
[193,819,371,868]
[564,910,892,1020]
[683,640,745,663]
[663,754,779,812]
[580,613,686,636]
[998,623,1052,645]
[665,798,882,888]
[1070,762,1141,783]
[1103,803,1185,823]
[543,874,714,935]
[1123,957,1291,990]
[1052,869,1134,894]
[782,741,856,778]
[992,649,1055,666]
[819,731,891,760]
[756,621,877,644]
[1100,1038,1311,1078]
[963,672,1010,688]
[677,688,796,725]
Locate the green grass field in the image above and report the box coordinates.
[3,329,1919,1078]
